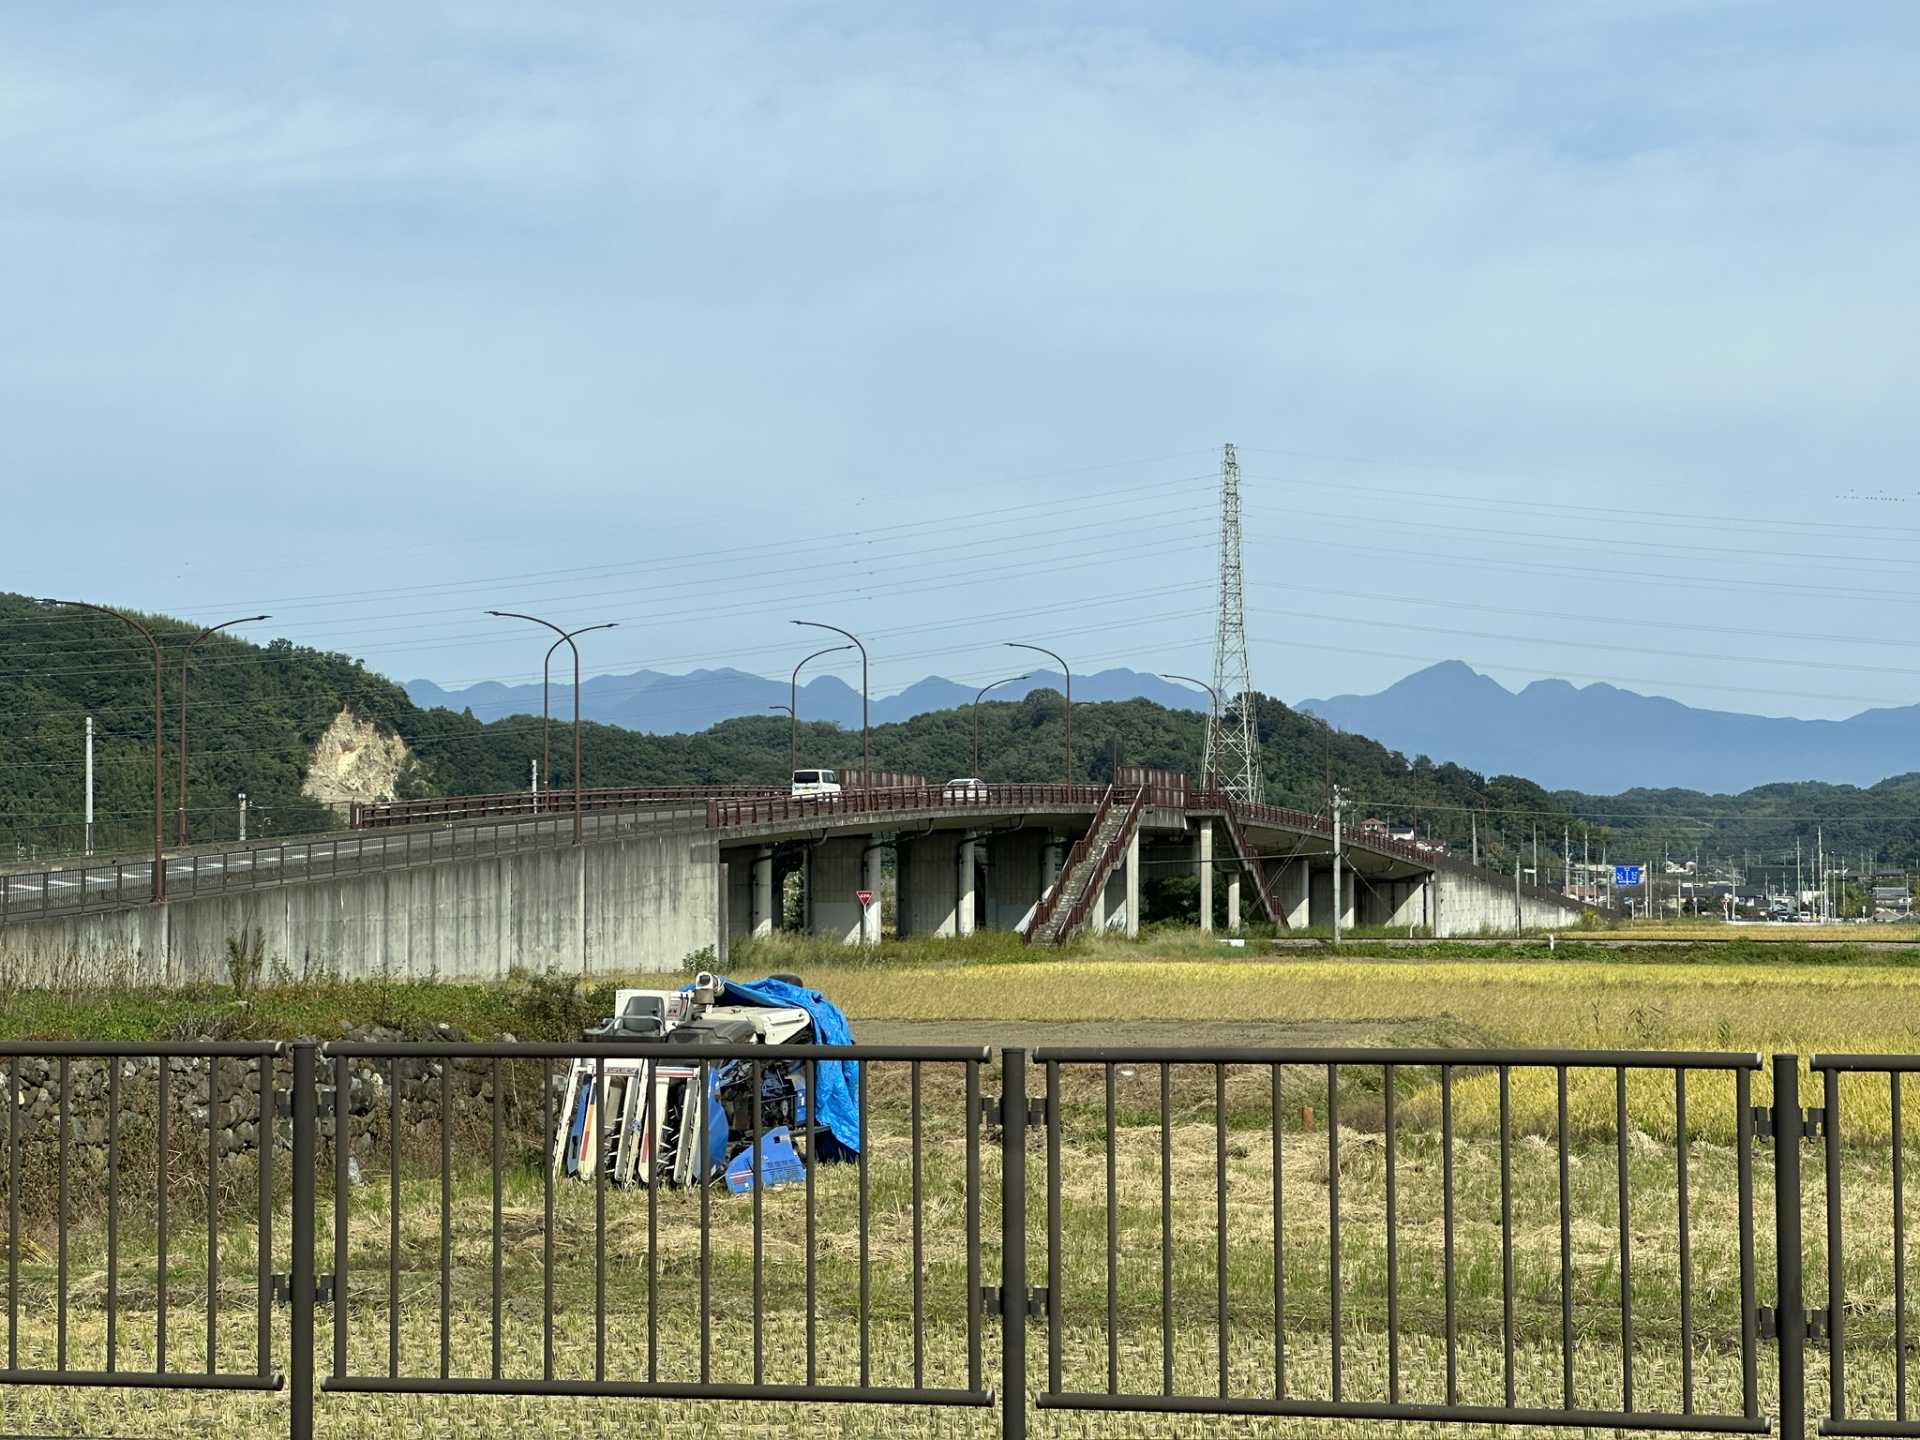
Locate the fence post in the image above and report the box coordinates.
[1001,1045,1028,1440]
[1774,1053,1806,1440]
[290,1042,317,1440]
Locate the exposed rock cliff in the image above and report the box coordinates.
[300,708,413,808]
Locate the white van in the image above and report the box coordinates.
[790,768,842,799]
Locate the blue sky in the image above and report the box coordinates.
[4,3,1917,723]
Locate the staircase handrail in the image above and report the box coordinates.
[1025,784,1116,940]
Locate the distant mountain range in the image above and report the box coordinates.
[405,667,1206,734]
[1300,661,1920,793]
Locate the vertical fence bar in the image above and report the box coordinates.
[1105,1061,1117,1394]
[1217,1062,1230,1398]
[856,1056,868,1386]
[1827,1065,1846,1421]
[1616,1065,1634,1412]
[1165,1062,1177,1398]
[108,1059,120,1371]
[1384,1061,1398,1404]
[290,1043,316,1440]
[157,1056,170,1373]
[700,1057,712,1385]
[1677,1067,1695,1414]
[1897,1071,1909,1422]
[491,1056,503,1382]
[440,1061,452,1381]
[543,1058,555,1383]
[256,1053,273,1380]
[912,1058,925,1390]
[751,1056,763,1386]
[1737,1067,1758,1419]
[650,1056,662,1385]
[1442,1062,1457,1406]
[1499,1063,1515,1409]
[595,1056,607,1384]
[1047,1059,1062,1398]
[389,1058,400,1379]
[1268,1062,1284,1401]
[965,1058,982,1396]
[56,1057,67,1370]
[208,1055,220,1374]
[5,1055,13,1374]
[1776,1055,1807,1440]
[1326,1061,1341,1402]
[333,1054,348,1381]
[1002,1047,1028,1440]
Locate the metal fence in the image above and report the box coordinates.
[3,1039,1902,1438]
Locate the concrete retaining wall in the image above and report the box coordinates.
[0,830,723,982]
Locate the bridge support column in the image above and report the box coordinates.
[861,844,884,945]
[987,830,1046,934]
[806,836,867,945]
[1273,860,1310,930]
[957,839,977,938]
[1198,821,1214,932]
[1124,828,1140,939]
[752,847,775,940]
[1226,867,1241,933]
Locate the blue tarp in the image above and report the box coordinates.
[690,976,861,1157]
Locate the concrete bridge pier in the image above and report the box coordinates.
[1197,821,1214,932]
[805,835,868,944]
[1271,859,1310,929]
[985,830,1046,934]
[752,847,775,940]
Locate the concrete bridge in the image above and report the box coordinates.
[0,773,1592,983]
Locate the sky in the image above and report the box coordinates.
[3,2,1918,725]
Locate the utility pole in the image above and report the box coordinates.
[84,714,95,858]
[237,792,248,843]
[1532,822,1538,888]
[1203,443,1262,802]
[1471,811,1479,868]
[1331,784,1344,946]
[531,759,538,803]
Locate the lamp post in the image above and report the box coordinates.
[177,614,269,845]
[1162,674,1221,788]
[41,599,167,901]
[781,644,853,781]
[970,674,1028,778]
[1007,642,1071,783]
[792,622,868,789]
[488,612,613,845]
[537,622,617,812]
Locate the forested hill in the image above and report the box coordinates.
[6,591,1920,872]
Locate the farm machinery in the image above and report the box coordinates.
[551,972,859,1193]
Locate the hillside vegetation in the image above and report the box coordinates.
[6,591,1919,871]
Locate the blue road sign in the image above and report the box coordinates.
[1614,865,1643,886]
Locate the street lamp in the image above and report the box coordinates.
[537,622,617,811]
[792,622,869,789]
[41,599,166,901]
[177,614,269,844]
[970,674,1028,778]
[487,611,614,845]
[784,644,854,781]
[1006,642,1071,783]
[1161,674,1220,788]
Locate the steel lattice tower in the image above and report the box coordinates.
[1203,442,1263,801]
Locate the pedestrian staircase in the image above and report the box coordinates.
[1218,797,1287,927]
[1025,786,1145,946]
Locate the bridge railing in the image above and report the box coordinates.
[351,786,782,829]
[705,784,1109,829]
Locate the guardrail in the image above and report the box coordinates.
[351,786,782,829]
[705,783,1110,829]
